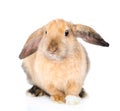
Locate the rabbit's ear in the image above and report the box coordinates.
[19,27,43,59]
[73,24,109,47]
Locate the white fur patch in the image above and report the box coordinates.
[65,95,81,105]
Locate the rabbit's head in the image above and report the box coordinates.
[19,19,109,60]
[39,19,82,60]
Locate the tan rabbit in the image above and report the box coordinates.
[19,19,109,104]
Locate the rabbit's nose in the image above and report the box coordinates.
[48,40,58,53]
[49,47,58,53]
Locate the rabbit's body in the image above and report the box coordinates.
[23,41,89,97]
[19,19,109,104]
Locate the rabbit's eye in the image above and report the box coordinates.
[45,31,47,34]
[65,30,69,36]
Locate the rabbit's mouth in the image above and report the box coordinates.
[44,49,67,61]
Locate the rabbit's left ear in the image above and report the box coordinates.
[72,24,109,47]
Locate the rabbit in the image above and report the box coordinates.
[19,19,109,104]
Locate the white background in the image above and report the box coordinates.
[0,0,120,111]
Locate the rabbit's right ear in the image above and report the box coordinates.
[19,27,43,59]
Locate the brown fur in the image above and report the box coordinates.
[28,85,46,96]
[19,19,109,103]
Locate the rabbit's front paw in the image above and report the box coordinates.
[65,95,81,105]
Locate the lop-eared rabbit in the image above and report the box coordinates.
[19,19,109,104]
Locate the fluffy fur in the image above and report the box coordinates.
[19,19,109,104]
